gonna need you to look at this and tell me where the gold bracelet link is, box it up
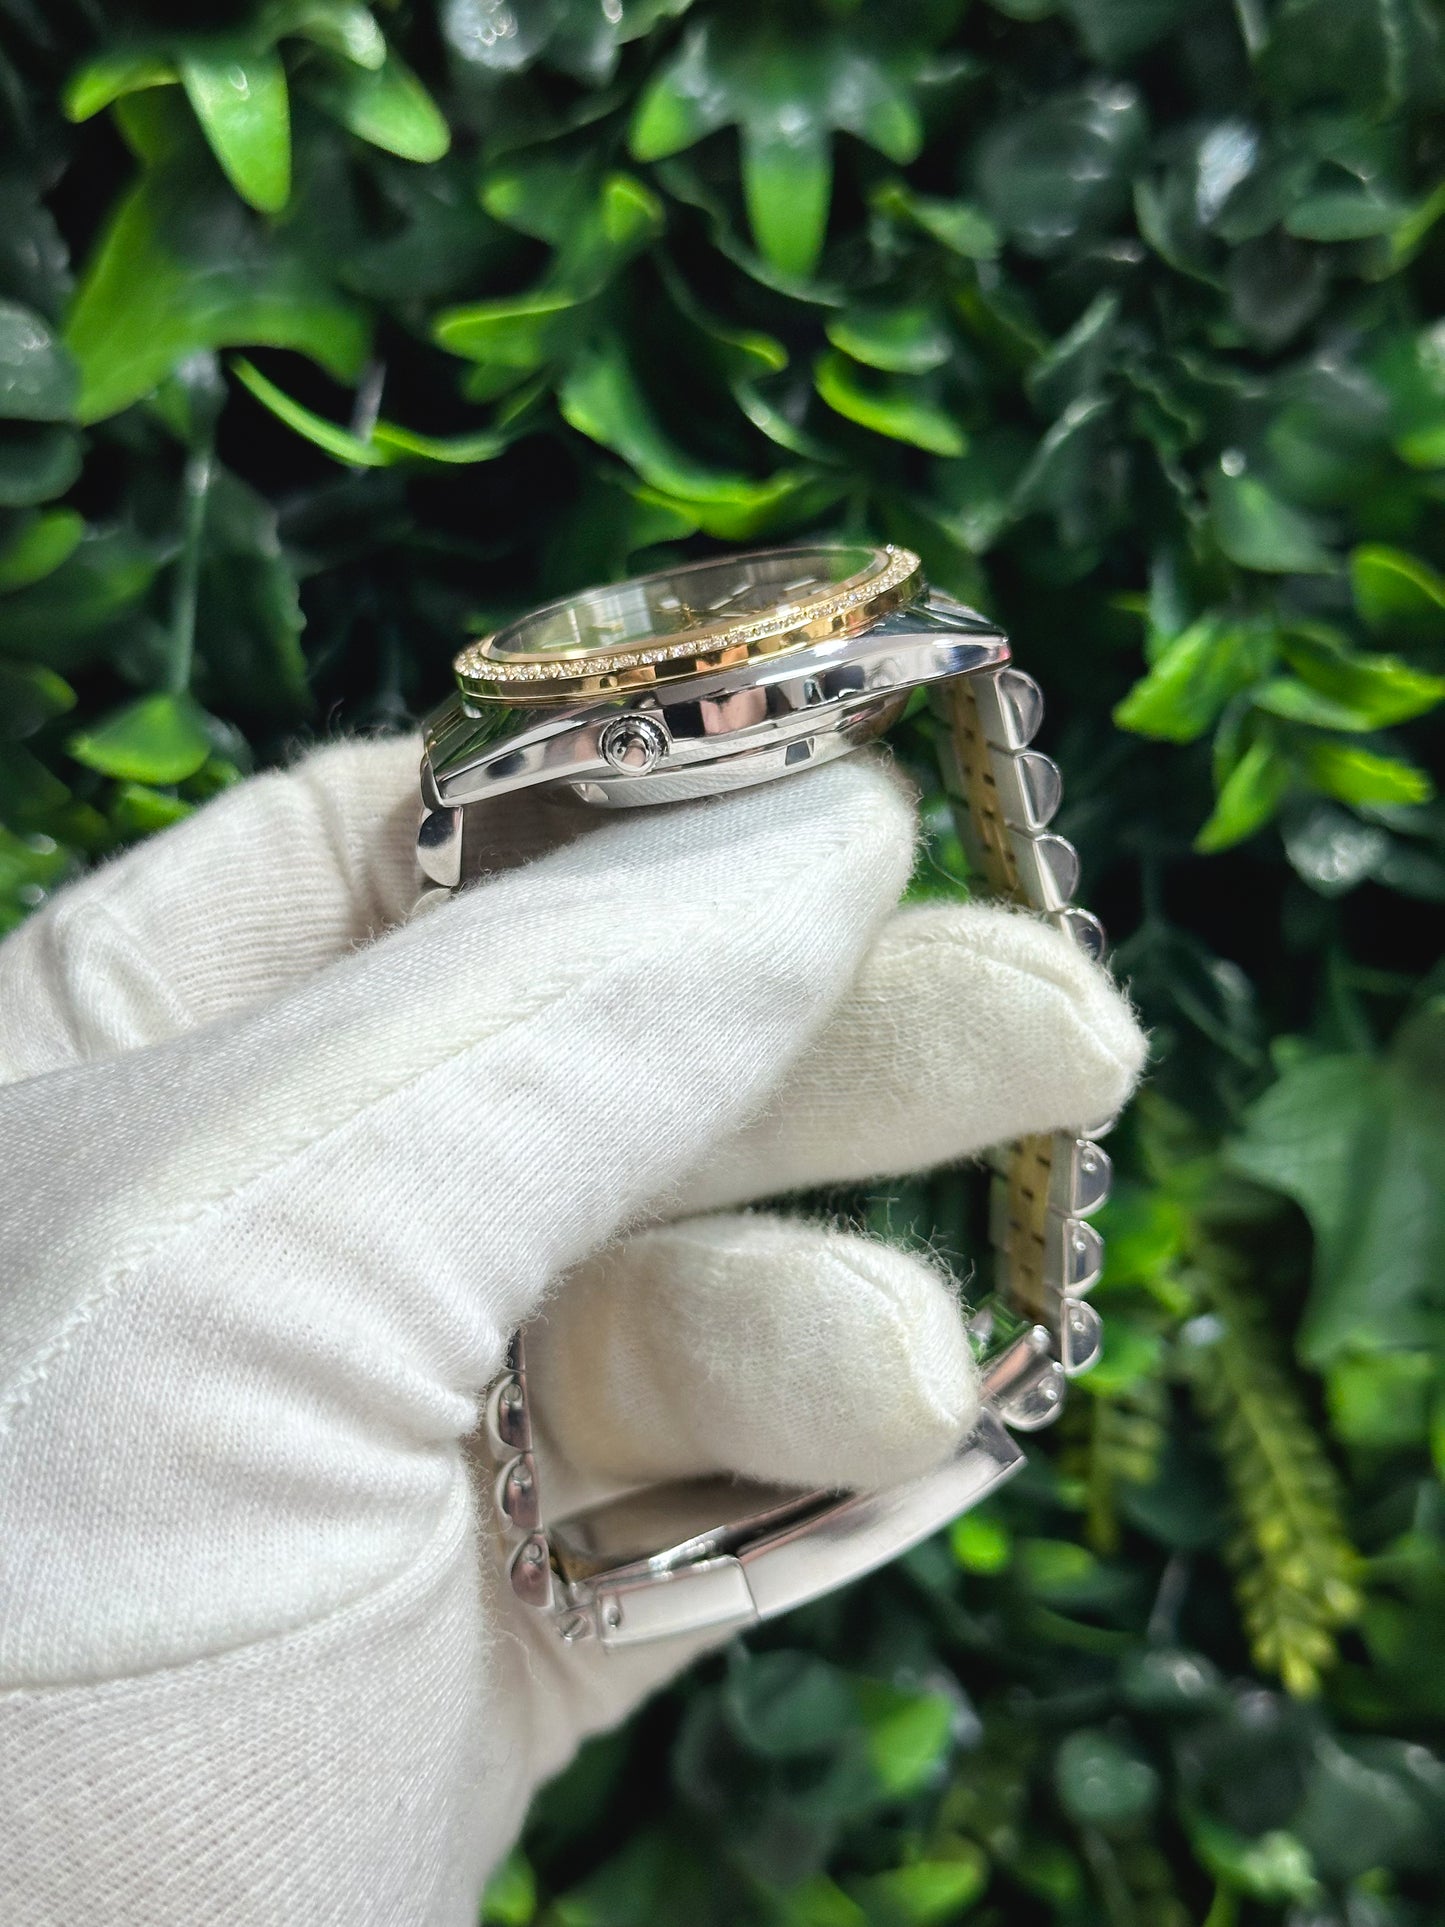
[934,668,1112,1406]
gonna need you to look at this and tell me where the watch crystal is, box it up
[491,544,879,663]
[454,542,922,702]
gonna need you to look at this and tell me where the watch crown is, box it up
[598,714,668,774]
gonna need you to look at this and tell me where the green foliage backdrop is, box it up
[2,0,1443,1920]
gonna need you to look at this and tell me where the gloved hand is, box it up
[0,737,1145,1926]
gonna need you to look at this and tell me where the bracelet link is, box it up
[936,663,1116,1424]
[485,1334,558,1614]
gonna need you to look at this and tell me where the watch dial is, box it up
[489,543,880,662]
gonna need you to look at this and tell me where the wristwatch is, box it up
[417,542,1115,1650]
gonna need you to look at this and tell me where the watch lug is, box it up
[416,802,463,888]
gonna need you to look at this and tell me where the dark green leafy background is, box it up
[1,0,1442,1921]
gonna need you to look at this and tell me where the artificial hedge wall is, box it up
[2,0,1444,1921]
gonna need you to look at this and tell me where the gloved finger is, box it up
[491,1212,980,1786]
[0,736,417,1078]
[525,1212,979,1518]
[4,757,918,1547]
[0,734,602,1079]
[669,899,1147,1217]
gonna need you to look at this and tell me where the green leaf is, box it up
[368,420,508,463]
[481,1847,537,1925]
[975,81,1146,257]
[774,1876,867,1927]
[1396,420,1445,467]
[1054,1730,1160,1829]
[637,469,843,543]
[1285,185,1409,242]
[108,89,195,171]
[303,51,451,163]
[0,740,70,819]
[1010,392,1113,531]
[233,359,508,468]
[62,50,180,122]
[1351,543,1445,638]
[1026,290,1119,416]
[0,822,71,927]
[435,173,661,378]
[1228,1009,1445,1361]
[0,660,76,740]
[1062,0,1196,61]
[1092,1182,1188,1288]
[549,1828,702,1927]
[1186,1813,1320,1905]
[1326,1349,1436,1447]
[0,184,70,323]
[630,23,926,276]
[232,358,388,465]
[1251,676,1378,730]
[0,509,85,590]
[178,45,292,214]
[1387,322,1445,464]
[191,467,310,720]
[290,3,387,69]
[846,1852,988,1927]
[1207,465,1334,574]
[813,351,966,455]
[0,427,83,508]
[1385,177,1445,270]
[481,153,604,245]
[1018,1537,1128,1606]
[1299,738,1433,807]
[559,173,665,291]
[559,335,823,522]
[0,529,164,667]
[109,782,193,836]
[1079,1317,1165,1394]
[1256,0,1438,114]
[1113,618,1273,743]
[871,181,1001,259]
[0,301,79,422]
[65,162,368,423]
[1281,799,1390,895]
[1230,1052,1376,1331]
[68,692,212,784]
[1195,737,1292,851]
[850,1679,953,1798]
[628,28,732,159]
[824,305,951,376]
[742,121,833,280]
[723,1652,857,1759]
[1120,1647,1226,1716]
[1279,623,1445,725]
[1296,1737,1444,1884]
[434,292,579,375]
[949,1508,1011,1573]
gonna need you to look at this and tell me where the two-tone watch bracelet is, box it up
[463,660,1112,1650]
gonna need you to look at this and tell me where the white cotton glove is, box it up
[0,737,1145,1927]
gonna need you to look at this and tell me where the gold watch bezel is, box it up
[453,543,924,705]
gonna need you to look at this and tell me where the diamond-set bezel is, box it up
[453,546,923,702]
